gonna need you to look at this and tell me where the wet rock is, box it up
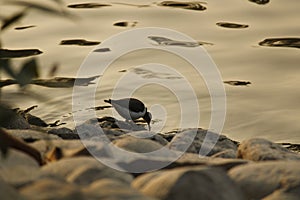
[211,149,237,159]
[124,131,169,146]
[228,161,300,199]
[263,186,300,200]
[169,128,238,156]
[30,139,111,158]
[6,129,61,142]
[0,149,40,187]
[0,177,25,200]
[113,135,164,153]
[2,112,30,129]
[20,178,83,200]
[237,138,300,161]
[48,127,79,139]
[132,166,246,200]
[41,157,133,185]
[83,179,157,200]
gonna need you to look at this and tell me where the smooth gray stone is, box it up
[228,161,300,199]
[132,166,246,200]
[0,149,40,187]
[238,138,300,161]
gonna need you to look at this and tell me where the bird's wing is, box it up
[111,98,145,113]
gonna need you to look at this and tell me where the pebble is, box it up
[132,166,246,200]
[169,128,238,156]
[228,161,300,199]
[238,138,300,161]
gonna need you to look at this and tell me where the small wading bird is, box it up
[104,98,152,130]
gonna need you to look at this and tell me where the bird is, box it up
[104,98,152,130]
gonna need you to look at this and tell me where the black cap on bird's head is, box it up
[143,110,152,131]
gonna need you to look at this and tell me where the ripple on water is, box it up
[157,1,206,11]
[67,3,111,9]
[216,22,249,29]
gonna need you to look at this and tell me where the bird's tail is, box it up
[104,99,111,104]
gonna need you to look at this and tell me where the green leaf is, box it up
[17,58,39,87]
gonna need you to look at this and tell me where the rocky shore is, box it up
[1,109,300,200]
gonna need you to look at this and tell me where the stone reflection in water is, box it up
[60,39,100,46]
[113,21,138,27]
[132,68,182,80]
[259,38,300,49]
[216,22,249,29]
[148,36,200,47]
[248,0,270,5]
[0,48,42,58]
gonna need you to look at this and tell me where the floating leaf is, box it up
[1,9,28,31]
[158,1,206,11]
[60,39,100,46]
[67,3,111,9]
[113,21,137,27]
[17,58,39,87]
[148,36,200,47]
[0,48,43,58]
[259,38,300,49]
[224,81,251,86]
[14,25,36,30]
[216,22,249,29]
[249,0,269,5]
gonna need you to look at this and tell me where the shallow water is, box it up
[1,0,300,143]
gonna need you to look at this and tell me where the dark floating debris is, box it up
[259,38,300,49]
[0,75,100,88]
[249,0,269,5]
[224,81,251,86]
[216,22,249,29]
[119,69,127,73]
[0,48,43,58]
[14,25,36,30]
[60,39,100,46]
[67,3,111,9]
[113,21,138,27]
[93,48,111,53]
[148,36,200,47]
[93,105,112,111]
[158,1,206,11]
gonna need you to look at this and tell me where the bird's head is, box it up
[143,111,152,131]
